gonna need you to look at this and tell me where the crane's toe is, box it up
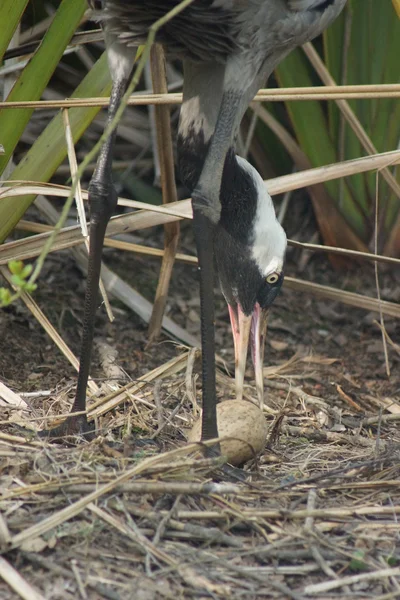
[37,415,96,443]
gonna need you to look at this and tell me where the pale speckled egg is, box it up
[187,399,268,466]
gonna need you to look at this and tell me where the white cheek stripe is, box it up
[236,156,287,276]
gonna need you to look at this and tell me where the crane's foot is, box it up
[37,415,96,443]
[204,444,248,482]
[218,461,248,482]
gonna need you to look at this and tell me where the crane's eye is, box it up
[266,272,280,284]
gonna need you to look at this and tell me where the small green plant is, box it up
[0,260,37,307]
[386,555,399,567]
[348,550,369,572]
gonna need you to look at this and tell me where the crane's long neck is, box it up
[179,137,259,244]
[177,60,225,193]
[177,57,268,224]
[178,72,283,262]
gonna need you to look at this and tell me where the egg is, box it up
[187,399,268,466]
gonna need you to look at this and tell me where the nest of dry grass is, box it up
[1,348,400,600]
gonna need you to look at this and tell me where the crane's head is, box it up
[214,155,287,407]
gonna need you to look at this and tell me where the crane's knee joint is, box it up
[192,188,220,225]
[88,180,118,222]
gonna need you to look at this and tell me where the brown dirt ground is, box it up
[1,220,400,599]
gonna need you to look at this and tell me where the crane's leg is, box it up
[40,42,135,440]
[191,207,218,441]
[190,86,246,445]
[192,62,266,444]
[178,60,233,444]
[192,208,248,481]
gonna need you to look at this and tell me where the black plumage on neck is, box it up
[178,132,258,247]
[312,0,336,12]
[178,129,264,313]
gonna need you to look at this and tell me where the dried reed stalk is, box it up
[7,437,227,551]
[10,221,400,318]
[1,152,400,318]
[2,84,400,110]
[87,351,189,419]
[2,149,399,262]
[147,44,179,341]
[0,556,45,600]
[14,214,400,267]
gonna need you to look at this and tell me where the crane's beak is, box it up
[228,303,268,408]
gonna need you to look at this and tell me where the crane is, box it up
[41,0,347,442]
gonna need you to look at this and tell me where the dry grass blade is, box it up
[62,110,87,238]
[3,29,104,61]
[266,149,400,194]
[2,84,400,110]
[148,44,179,342]
[1,153,399,323]
[88,505,400,521]
[2,148,400,263]
[0,432,45,447]
[15,216,400,267]
[0,182,190,217]
[7,439,225,551]
[87,502,177,567]
[374,320,400,356]
[8,481,240,498]
[0,380,27,408]
[285,276,400,318]
[0,556,45,600]
[303,567,400,595]
[2,146,400,210]
[88,351,189,418]
[287,239,400,266]
[0,513,11,548]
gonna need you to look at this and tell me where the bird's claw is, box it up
[204,444,248,482]
[37,415,96,443]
